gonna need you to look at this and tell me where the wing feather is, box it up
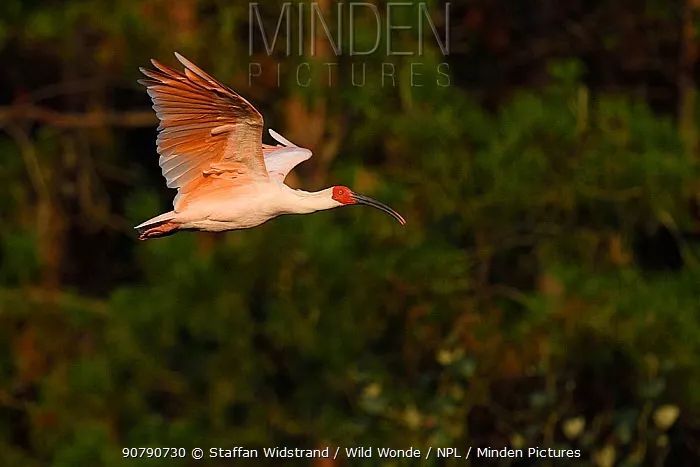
[139,53,267,209]
[262,129,313,182]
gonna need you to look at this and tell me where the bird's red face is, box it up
[331,185,406,225]
[332,186,356,205]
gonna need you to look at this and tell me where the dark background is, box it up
[0,0,699,465]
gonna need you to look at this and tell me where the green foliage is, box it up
[0,1,699,465]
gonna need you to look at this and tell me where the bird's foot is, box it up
[137,222,179,240]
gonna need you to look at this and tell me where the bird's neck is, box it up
[282,186,340,214]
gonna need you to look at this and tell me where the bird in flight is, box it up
[135,53,405,240]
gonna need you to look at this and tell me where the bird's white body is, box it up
[135,53,404,239]
[171,184,340,231]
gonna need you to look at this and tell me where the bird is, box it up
[134,53,405,240]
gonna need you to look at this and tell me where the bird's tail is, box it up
[134,211,179,240]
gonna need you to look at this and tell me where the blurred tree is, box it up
[0,1,699,465]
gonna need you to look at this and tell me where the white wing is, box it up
[263,129,312,182]
[269,128,295,147]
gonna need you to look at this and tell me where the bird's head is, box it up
[331,185,406,225]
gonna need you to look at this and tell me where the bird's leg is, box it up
[137,222,180,240]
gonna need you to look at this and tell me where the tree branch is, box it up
[0,105,156,128]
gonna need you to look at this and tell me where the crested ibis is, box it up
[135,53,405,240]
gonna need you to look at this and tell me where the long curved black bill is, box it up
[352,193,406,225]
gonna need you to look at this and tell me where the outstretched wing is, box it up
[263,129,312,182]
[139,52,268,209]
